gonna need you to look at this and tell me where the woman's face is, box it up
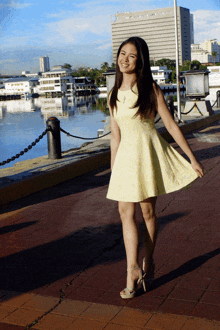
[118,43,138,75]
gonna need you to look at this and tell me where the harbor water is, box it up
[0,94,108,169]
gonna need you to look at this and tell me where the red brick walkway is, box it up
[0,121,220,329]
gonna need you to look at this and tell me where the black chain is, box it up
[0,128,49,166]
[60,127,111,140]
[211,98,218,107]
[155,117,161,123]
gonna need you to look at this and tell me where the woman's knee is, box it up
[140,198,157,223]
[118,202,135,222]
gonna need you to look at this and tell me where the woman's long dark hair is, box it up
[109,36,158,120]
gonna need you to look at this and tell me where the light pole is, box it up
[174,0,182,122]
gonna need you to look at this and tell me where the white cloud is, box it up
[45,14,111,45]
[0,58,18,64]
[98,42,112,50]
[192,10,220,43]
[0,0,32,9]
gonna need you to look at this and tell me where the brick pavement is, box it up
[0,121,220,329]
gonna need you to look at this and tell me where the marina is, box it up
[0,94,108,169]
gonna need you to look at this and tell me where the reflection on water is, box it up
[0,95,109,169]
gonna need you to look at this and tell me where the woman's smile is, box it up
[118,43,138,74]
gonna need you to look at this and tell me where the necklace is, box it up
[120,89,130,104]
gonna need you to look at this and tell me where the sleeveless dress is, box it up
[106,87,198,202]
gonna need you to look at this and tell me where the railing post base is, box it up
[46,117,62,159]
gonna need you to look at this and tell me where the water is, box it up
[0,94,108,169]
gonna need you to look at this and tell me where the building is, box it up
[199,39,220,63]
[190,14,194,44]
[40,55,50,73]
[191,39,220,64]
[151,66,172,84]
[37,66,96,96]
[191,44,213,63]
[111,7,193,65]
[38,66,74,95]
[3,77,39,96]
[205,66,220,105]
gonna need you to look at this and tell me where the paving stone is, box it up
[0,323,25,330]
[51,299,91,317]
[111,307,152,327]
[193,303,220,321]
[32,313,75,329]
[144,312,188,329]
[1,118,220,330]
[68,318,108,330]
[181,317,220,330]
[80,303,122,322]
[3,308,43,327]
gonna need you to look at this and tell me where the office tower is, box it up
[111,7,192,65]
[40,55,50,73]
[190,14,194,44]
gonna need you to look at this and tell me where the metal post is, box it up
[167,96,175,119]
[174,0,182,122]
[46,117,62,159]
[217,90,220,108]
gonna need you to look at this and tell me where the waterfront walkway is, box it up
[0,120,220,329]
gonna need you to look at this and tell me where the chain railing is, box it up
[60,127,111,140]
[0,128,49,167]
[1,93,219,166]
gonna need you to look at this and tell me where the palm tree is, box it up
[212,51,218,65]
[100,62,109,72]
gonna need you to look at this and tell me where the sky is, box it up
[0,0,220,74]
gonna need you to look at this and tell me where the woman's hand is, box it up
[191,159,204,178]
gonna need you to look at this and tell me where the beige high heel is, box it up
[120,266,147,299]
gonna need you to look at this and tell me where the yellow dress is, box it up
[106,88,198,202]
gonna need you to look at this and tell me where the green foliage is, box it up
[63,63,72,69]
[155,59,176,70]
[171,70,176,83]
[92,98,109,114]
[70,62,116,87]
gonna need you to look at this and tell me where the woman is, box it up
[106,37,204,299]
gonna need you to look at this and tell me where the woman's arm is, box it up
[155,87,204,177]
[108,99,121,170]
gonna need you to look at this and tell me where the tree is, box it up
[181,60,191,71]
[63,63,72,70]
[155,59,176,70]
[100,62,110,72]
[212,51,218,65]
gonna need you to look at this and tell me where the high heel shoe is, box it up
[120,266,147,299]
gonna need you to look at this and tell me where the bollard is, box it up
[217,90,220,108]
[46,117,62,159]
[166,96,175,119]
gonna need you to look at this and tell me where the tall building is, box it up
[199,39,220,63]
[40,55,50,73]
[191,44,212,63]
[111,7,193,65]
[190,14,194,44]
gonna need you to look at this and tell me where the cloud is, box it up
[45,13,111,45]
[0,0,32,9]
[98,42,112,50]
[192,10,220,43]
[0,58,18,64]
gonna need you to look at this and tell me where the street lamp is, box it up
[183,64,214,116]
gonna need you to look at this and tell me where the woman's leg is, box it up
[118,201,140,291]
[139,197,158,276]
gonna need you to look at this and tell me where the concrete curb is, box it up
[0,151,110,206]
[1,111,220,206]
